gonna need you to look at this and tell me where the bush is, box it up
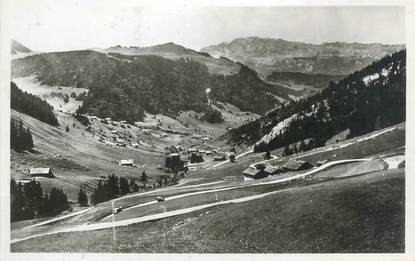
[73,107,90,126]
[201,107,224,123]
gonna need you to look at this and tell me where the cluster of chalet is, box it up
[243,160,313,180]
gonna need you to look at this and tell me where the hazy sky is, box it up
[9,1,405,52]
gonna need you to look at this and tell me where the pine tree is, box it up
[119,177,130,196]
[140,171,148,186]
[78,188,88,207]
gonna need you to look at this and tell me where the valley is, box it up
[8,38,406,253]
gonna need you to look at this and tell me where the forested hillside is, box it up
[11,82,59,126]
[12,50,287,122]
[226,50,406,152]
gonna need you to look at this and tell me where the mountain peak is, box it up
[11,40,31,55]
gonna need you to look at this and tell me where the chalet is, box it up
[190,152,204,163]
[214,154,226,161]
[316,160,328,166]
[119,159,134,166]
[243,167,270,180]
[243,164,281,180]
[283,160,313,171]
[135,122,160,130]
[205,150,213,155]
[187,148,197,153]
[119,120,127,124]
[29,168,54,178]
[104,141,116,146]
[105,118,112,121]
[17,178,34,184]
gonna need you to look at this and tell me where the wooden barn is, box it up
[119,159,134,166]
[214,153,226,161]
[243,164,280,180]
[283,160,313,171]
[29,168,54,178]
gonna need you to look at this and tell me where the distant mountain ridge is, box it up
[11,50,290,121]
[201,37,404,76]
[104,42,240,75]
[11,40,31,54]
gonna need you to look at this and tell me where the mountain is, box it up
[11,50,289,121]
[11,40,37,59]
[11,40,31,54]
[201,37,404,76]
[105,42,240,75]
[225,49,406,152]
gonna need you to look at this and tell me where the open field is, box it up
[11,168,404,252]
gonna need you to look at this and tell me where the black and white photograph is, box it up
[1,0,413,259]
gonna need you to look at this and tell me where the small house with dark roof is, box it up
[283,160,313,171]
[243,164,280,179]
[316,160,328,166]
[214,153,226,161]
[29,168,54,178]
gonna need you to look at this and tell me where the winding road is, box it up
[12,157,378,244]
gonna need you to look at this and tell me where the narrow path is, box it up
[22,207,93,230]
[113,180,226,202]
[11,188,291,244]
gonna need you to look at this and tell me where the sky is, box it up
[8,1,405,52]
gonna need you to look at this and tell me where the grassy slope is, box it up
[10,109,165,200]
[10,100,257,201]
[11,168,404,252]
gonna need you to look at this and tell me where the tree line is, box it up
[90,173,149,205]
[11,82,59,126]
[10,179,69,222]
[90,171,182,205]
